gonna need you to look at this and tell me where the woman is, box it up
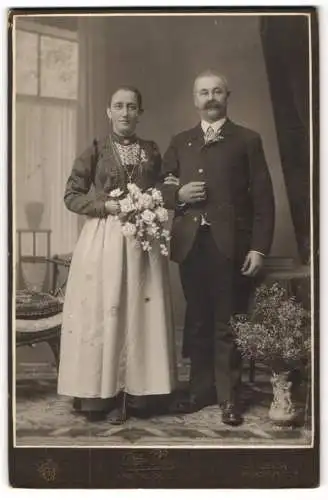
[57,86,177,423]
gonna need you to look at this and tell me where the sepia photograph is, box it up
[8,6,319,487]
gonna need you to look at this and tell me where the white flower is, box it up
[162,229,170,239]
[141,209,156,224]
[135,217,144,228]
[146,225,159,237]
[162,233,171,242]
[127,183,141,196]
[137,193,154,210]
[151,189,163,204]
[121,222,137,238]
[160,244,169,256]
[141,241,152,252]
[109,188,124,198]
[119,195,135,214]
[155,207,168,223]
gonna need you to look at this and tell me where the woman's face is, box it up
[107,89,141,137]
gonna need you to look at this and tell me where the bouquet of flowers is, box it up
[109,183,171,256]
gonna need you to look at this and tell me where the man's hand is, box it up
[178,182,206,204]
[241,251,264,277]
[105,200,120,215]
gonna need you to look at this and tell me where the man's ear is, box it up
[106,108,111,120]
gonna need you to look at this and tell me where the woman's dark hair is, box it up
[108,86,143,112]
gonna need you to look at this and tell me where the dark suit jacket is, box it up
[161,119,275,264]
[64,136,161,217]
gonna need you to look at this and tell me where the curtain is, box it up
[15,99,78,256]
[260,16,311,264]
[43,103,78,255]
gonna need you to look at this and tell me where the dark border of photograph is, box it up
[7,6,319,488]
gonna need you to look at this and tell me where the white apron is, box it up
[57,216,177,399]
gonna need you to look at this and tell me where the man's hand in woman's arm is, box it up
[105,200,120,215]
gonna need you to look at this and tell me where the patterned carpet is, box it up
[15,365,312,447]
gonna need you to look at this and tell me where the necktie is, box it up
[204,125,216,144]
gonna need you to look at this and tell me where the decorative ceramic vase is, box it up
[25,201,44,229]
[269,371,296,425]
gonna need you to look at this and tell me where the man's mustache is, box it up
[203,100,221,110]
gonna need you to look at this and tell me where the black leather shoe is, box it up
[72,398,82,411]
[220,401,243,426]
[107,406,128,425]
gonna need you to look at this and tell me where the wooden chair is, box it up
[15,255,71,371]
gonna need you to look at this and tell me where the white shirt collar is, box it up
[201,117,227,135]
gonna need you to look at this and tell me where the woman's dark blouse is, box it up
[64,136,162,218]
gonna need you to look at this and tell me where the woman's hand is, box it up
[105,200,120,215]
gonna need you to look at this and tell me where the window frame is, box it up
[14,18,78,107]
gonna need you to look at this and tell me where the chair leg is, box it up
[47,336,60,372]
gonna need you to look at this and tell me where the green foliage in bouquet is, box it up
[231,283,311,368]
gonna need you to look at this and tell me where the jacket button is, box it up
[193,217,198,222]
[198,168,203,174]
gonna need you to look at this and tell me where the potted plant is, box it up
[231,282,311,425]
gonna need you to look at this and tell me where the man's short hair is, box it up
[193,70,230,94]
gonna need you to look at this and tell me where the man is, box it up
[161,70,275,426]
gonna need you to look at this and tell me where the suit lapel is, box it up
[219,118,237,139]
[187,123,205,150]
[187,119,239,179]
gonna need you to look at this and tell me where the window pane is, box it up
[40,36,78,99]
[15,30,38,95]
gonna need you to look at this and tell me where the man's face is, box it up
[107,89,141,136]
[193,75,229,122]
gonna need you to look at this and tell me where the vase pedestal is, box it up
[269,371,297,426]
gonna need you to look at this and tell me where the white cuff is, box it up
[250,250,265,257]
